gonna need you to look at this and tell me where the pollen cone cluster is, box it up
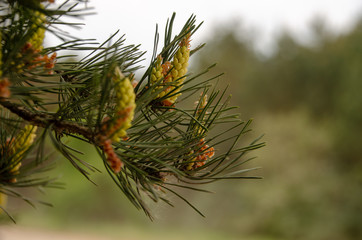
[0,125,37,187]
[185,94,215,170]
[186,138,215,171]
[99,67,136,173]
[102,139,123,174]
[150,33,191,106]
[195,93,208,134]
[10,125,38,175]
[13,6,57,73]
[108,67,136,142]
[28,11,46,52]
[150,55,164,98]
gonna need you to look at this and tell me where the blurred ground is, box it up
[0,224,265,240]
[0,226,115,240]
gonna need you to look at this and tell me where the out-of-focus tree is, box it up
[194,16,362,240]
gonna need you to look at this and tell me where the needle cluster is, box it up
[0,0,264,220]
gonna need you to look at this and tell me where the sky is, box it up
[52,0,362,61]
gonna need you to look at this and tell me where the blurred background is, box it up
[1,1,362,239]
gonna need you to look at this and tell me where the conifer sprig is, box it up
[0,1,264,220]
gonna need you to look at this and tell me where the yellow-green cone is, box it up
[109,67,136,142]
[150,55,165,98]
[29,8,46,51]
[161,34,191,106]
[11,125,37,173]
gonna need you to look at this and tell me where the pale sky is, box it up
[51,0,362,60]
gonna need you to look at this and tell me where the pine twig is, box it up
[0,99,95,141]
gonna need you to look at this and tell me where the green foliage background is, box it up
[194,17,362,240]
[3,14,362,240]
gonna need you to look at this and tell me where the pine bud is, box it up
[29,11,46,51]
[102,139,123,173]
[2,125,38,183]
[161,33,191,106]
[194,93,208,134]
[12,6,56,73]
[149,56,175,102]
[186,138,215,170]
[28,27,45,52]
[11,125,37,165]
[107,67,136,142]
[195,93,208,115]
[150,55,164,97]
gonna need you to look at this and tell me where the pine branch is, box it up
[0,100,94,141]
[0,1,264,220]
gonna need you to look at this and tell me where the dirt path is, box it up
[0,226,117,240]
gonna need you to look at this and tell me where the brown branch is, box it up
[0,99,95,142]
